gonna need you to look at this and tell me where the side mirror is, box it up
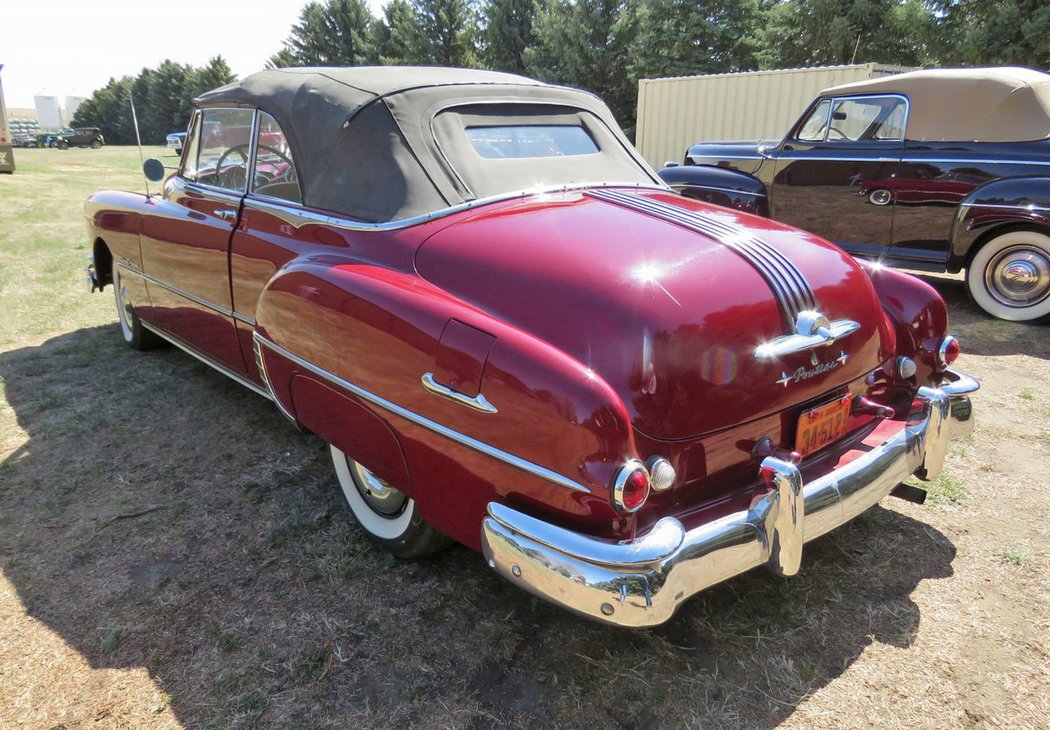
[143,157,166,182]
[663,160,680,168]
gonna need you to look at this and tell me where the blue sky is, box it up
[3,0,388,109]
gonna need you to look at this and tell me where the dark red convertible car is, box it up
[85,67,977,627]
[661,67,1050,323]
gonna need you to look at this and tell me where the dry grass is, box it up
[1,148,1048,728]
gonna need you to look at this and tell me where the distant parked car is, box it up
[12,133,36,148]
[166,130,186,156]
[660,67,1050,323]
[55,127,104,149]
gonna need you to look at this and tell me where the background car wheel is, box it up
[90,140,102,149]
[966,230,1050,323]
[112,266,162,349]
[56,141,68,150]
[330,445,450,559]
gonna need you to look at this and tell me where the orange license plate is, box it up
[795,395,853,456]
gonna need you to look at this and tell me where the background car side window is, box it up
[196,108,255,193]
[251,112,301,203]
[828,96,907,142]
[796,100,832,142]
[180,112,201,181]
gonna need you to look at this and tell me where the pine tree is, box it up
[482,0,544,73]
[525,0,640,131]
[412,0,479,66]
[374,0,426,64]
[273,0,376,67]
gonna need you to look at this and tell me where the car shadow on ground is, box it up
[0,324,957,727]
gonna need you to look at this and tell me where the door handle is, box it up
[215,209,237,221]
[421,373,498,414]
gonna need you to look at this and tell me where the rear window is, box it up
[465,125,599,159]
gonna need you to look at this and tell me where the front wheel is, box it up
[113,265,162,349]
[330,445,450,559]
[966,230,1050,323]
[90,140,102,149]
[56,141,68,150]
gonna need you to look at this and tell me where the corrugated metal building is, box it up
[635,63,912,168]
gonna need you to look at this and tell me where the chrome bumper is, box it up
[482,369,978,627]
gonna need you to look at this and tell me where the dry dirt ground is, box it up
[1,149,1048,728]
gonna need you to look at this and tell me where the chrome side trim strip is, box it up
[253,333,591,494]
[140,321,270,400]
[252,337,299,426]
[958,201,1050,212]
[588,188,818,323]
[244,181,671,233]
[421,372,498,414]
[669,183,768,198]
[118,263,254,324]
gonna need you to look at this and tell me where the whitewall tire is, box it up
[330,445,450,558]
[112,265,161,350]
[966,230,1050,323]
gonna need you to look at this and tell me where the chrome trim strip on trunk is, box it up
[481,368,978,627]
[587,188,818,324]
[252,333,591,494]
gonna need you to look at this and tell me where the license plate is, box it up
[795,395,852,457]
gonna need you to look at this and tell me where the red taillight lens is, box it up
[612,461,650,514]
[938,335,960,368]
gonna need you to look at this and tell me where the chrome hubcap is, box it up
[986,245,1050,307]
[349,461,407,517]
[114,270,134,338]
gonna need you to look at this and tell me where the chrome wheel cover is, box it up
[113,269,134,340]
[349,460,408,517]
[985,245,1050,308]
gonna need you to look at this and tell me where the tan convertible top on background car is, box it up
[820,67,1050,143]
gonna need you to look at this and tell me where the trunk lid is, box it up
[415,189,889,440]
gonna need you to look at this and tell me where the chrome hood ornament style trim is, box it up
[754,310,861,360]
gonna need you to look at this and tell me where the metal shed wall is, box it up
[636,64,912,168]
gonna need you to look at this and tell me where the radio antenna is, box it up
[129,91,150,197]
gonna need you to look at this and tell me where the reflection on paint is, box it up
[699,346,738,385]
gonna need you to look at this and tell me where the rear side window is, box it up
[250,112,301,203]
[465,125,599,159]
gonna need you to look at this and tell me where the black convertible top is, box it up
[194,67,658,222]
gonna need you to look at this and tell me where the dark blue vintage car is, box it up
[660,67,1050,323]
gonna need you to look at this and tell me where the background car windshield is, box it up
[465,125,599,159]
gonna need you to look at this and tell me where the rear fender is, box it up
[657,164,769,216]
[950,176,1050,269]
[254,256,636,548]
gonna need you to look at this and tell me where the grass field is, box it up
[0,147,1047,728]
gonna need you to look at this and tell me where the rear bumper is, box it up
[481,369,978,627]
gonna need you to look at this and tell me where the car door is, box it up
[769,94,908,256]
[139,107,254,373]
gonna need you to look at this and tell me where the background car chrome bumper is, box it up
[481,368,978,627]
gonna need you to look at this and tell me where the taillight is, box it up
[612,460,650,514]
[938,335,960,369]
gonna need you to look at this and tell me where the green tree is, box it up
[273,0,377,66]
[525,0,640,132]
[631,0,762,80]
[373,0,426,64]
[267,47,300,69]
[185,56,236,100]
[758,0,936,69]
[412,0,479,66]
[482,0,545,73]
[931,0,1050,67]
[71,76,136,144]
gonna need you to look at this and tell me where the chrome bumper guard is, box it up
[482,369,978,627]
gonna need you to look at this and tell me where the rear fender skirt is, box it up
[252,257,636,527]
[950,177,1050,267]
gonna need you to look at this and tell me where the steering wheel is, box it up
[214,143,295,190]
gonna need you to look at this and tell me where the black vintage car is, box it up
[55,127,104,149]
[660,67,1050,323]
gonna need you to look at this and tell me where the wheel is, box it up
[112,266,162,349]
[90,140,102,149]
[966,230,1050,323]
[56,140,68,150]
[868,188,892,206]
[330,445,450,558]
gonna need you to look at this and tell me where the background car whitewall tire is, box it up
[967,229,1050,323]
[329,445,450,559]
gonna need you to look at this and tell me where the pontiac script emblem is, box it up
[776,350,848,387]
